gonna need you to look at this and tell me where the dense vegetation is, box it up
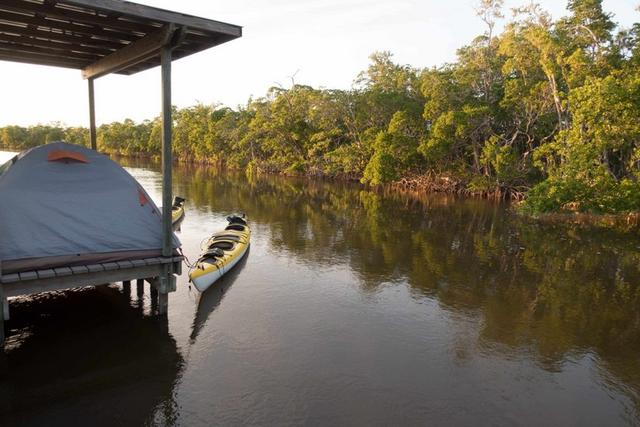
[1,0,639,214]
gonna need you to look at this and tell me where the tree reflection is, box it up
[127,159,640,412]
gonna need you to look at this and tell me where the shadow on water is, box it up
[189,247,251,345]
[0,286,182,427]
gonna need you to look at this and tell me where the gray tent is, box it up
[0,142,180,274]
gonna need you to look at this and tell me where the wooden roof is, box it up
[0,0,242,77]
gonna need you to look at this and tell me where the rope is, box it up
[178,247,197,269]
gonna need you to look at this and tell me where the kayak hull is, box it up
[189,216,250,292]
[191,243,249,292]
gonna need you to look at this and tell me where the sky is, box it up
[0,0,637,127]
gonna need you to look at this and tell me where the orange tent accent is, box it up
[47,150,89,163]
[138,188,148,206]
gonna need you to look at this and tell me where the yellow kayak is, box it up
[189,214,250,292]
[172,196,186,230]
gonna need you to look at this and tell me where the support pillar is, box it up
[149,281,158,313]
[88,78,97,150]
[159,44,173,316]
[136,279,144,296]
[0,262,4,345]
[122,280,131,295]
[0,291,4,345]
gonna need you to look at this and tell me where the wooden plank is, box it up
[63,0,242,36]
[130,259,147,267]
[36,269,56,279]
[0,10,139,43]
[117,260,134,269]
[0,0,157,34]
[101,262,119,271]
[53,267,73,277]
[70,265,89,274]
[144,257,163,266]
[86,263,105,273]
[0,22,127,50]
[82,25,173,79]
[18,271,38,281]
[0,273,20,284]
[3,264,170,298]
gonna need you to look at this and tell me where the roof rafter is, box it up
[82,23,172,79]
[0,0,241,76]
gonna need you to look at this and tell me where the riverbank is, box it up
[3,148,639,232]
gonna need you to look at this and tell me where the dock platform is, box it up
[0,256,183,343]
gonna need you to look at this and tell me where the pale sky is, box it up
[0,0,637,127]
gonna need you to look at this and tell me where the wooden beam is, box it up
[1,261,181,298]
[82,25,174,79]
[0,39,98,61]
[62,0,242,37]
[0,49,86,69]
[160,43,172,258]
[88,78,97,150]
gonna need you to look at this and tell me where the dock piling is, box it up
[123,280,131,295]
[0,262,4,345]
[0,294,4,345]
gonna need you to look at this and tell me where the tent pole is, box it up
[88,78,97,150]
[159,44,172,315]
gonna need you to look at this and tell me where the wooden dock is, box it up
[0,256,183,343]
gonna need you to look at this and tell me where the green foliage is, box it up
[1,0,638,214]
[523,67,640,213]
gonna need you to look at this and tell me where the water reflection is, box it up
[190,248,250,344]
[0,287,182,426]
[166,163,640,418]
[3,151,639,425]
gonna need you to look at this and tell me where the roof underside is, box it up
[0,0,242,76]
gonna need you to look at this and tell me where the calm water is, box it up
[2,151,640,426]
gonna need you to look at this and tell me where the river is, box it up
[1,150,640,426]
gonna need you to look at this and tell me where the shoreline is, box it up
[3,147,639,231]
